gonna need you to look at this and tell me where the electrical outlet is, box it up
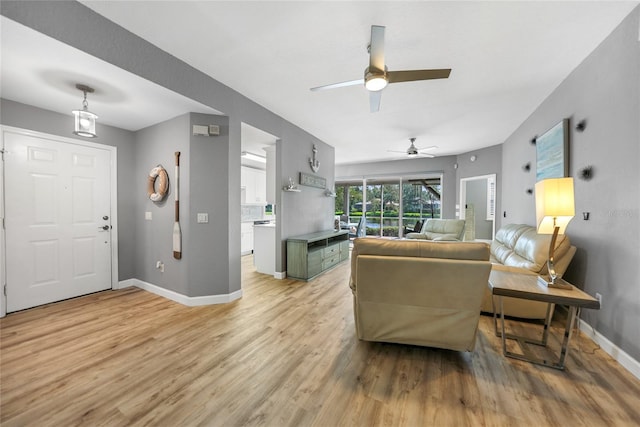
[595,292,602,307]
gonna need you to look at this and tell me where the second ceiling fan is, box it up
[311,25,451,112]
[388,138,437,158]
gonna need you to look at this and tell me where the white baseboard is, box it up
[579,318,640,380]
[116,278,137,290]
[118,278,242,307]
[274,271,287,279]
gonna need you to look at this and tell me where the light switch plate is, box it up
[197,213,209,223]
[145,211,152,220]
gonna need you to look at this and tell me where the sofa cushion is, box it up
[490,223,571,275]
[350,238,489,291]
[353,237,489,261]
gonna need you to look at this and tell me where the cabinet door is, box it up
[241,167,254,203]
[241,167,266,204]
[241,223,254,253]
[254,169,266,203]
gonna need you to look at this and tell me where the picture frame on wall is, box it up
[536,119,569,181]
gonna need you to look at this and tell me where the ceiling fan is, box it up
[310,25,451,112]
[388,138,437,158]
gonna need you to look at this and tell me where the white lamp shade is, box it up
[535,177,575,234]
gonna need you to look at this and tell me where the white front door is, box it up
[4,130,113,312]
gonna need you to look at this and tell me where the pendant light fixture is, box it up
[72,84,98,138]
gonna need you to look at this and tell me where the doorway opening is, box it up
[459,174,496,241]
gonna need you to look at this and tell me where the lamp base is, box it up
[537,276,573,290]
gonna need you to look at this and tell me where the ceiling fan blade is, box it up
[418,153,436,158]
[369,25,385,71]
[386,149,407,153]
[310,78,364,91]
[387,69,451,84]
[417,145,438,151]
[369,90,382,112]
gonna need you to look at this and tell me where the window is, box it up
[336,175,441,237]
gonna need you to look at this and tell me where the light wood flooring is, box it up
[1,255,639,426]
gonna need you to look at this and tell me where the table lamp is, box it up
[535,177,575,289]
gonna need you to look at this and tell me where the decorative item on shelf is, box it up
[522,162,531,172]
[535,177,575,289]
[526,188,533,195]
[324,187,337,197]
[309,144,320,172]
[575,119,587,132]
[283,176,301,192]
[72,84,98,138]
[578,165,594,181]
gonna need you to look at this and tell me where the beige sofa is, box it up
[405,218,466,241]
[350,238,491,352]
[481,224,577,319]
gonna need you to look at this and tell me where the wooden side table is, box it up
[488,270,600,370]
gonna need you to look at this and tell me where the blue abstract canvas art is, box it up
[536,119,569,181]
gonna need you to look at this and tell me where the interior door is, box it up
[4,131,113,312]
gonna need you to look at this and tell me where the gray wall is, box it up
[276,130,335,272]
[188,113,234,295]
[0,99,137,280]
[500,8,640,361]
[134,114,191,295]
[335,156,458,219]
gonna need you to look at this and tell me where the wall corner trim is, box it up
[119,279,242,306]
[579,318,640,380]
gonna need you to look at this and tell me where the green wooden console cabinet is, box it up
[287,230,349,280]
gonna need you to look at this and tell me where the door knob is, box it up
[99,225,110,231]
[103,215,109,220]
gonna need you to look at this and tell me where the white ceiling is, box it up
[3,2,638,165]
[0,17,221,132]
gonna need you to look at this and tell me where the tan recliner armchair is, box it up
[350,238,491,352]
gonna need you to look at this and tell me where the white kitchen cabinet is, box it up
[254,169,266,203]
[241,166,266,204]
[253,223,275,275]
[241,222,254,255]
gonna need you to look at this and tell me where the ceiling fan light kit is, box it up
[364,67,388,91]
[311,25,451,113]
[72,84,98,138]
